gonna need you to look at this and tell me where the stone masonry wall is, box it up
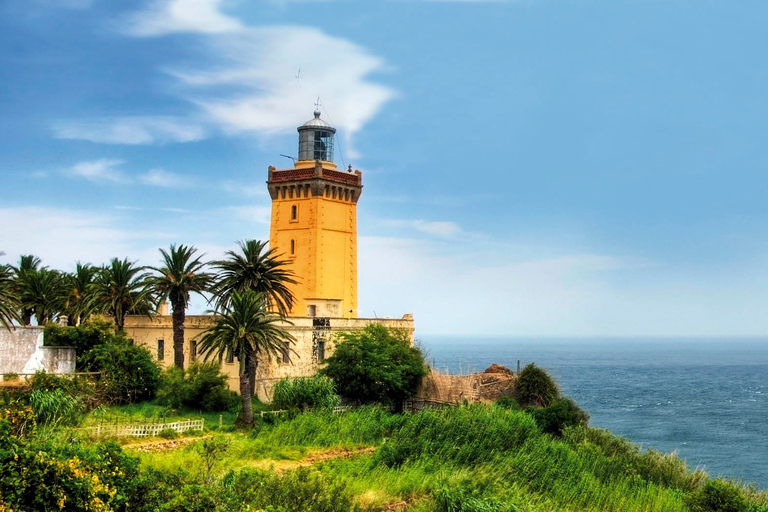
[0,326,76,375]
[123,313,415,401]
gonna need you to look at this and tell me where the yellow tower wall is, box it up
[268,162,360,318]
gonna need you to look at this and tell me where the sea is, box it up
[418,336,768,489]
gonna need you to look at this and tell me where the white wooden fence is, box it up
[80,419,204,438]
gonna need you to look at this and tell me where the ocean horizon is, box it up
[418,335,768,489]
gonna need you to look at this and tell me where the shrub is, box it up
[196,435,230,484]
[688,479,749,512]
[29,389,84,427]
[0,406,36,437]
[157,363,235,412]
[319,324,427,406]
[218,467,361,512]
[528,397,589,436]
[496,396,520,410]
[0,422,142,512]
[2,373,18,382]
[271,376,340,411]
[81,339,161,403]
[515,364,559,407]
[158,427,178,439]
[44,318,117,369]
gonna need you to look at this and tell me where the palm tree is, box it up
[91,258,153,332]
[12,254,43,325]
[0,263,20,330]
[62,262,99,326]
[146,244,213,369]
[19,268,67,325]
[197,291,294,426]
[211,240,297,398]
[210,240,297,315]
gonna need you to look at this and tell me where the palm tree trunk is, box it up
[240,345,255,426]
[21,309,32,326]
[172,297,185,369]
[246,351,257,399]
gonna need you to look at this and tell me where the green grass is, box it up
[82,397,254,431]
[94,402,768,512]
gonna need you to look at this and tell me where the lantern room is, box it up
[297,110,335,162]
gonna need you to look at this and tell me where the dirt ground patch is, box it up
[124,436,210,452]
[251,446,377,473]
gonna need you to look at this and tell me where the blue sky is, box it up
[2,0,768,336]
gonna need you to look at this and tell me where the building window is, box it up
[290,239,295,255]
[307,304,316,317]
[281,342,291,364]
[226,351,234,364]
[157,340,164,361]
[190,340,197,362]
[317,341,325,362]
[291,204,298,221]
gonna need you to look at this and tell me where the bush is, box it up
[515,364,559,407]
[158,428,178,439]
[0,422,142,512]
[0,405,36,437]
[271,376,340,411]
[44,318,117,369]
[2,373,18,382]
[496,396,520,410]
[528,397,589,436]
[319,324,427,406]
[218,467,361,512]
[688,479,749,512]
[81,339,161,403]
[157,362,235,412]
[29,389,84,427]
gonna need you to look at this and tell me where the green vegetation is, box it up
[198,290,294,426]
[3,402,767,512]
[146,244,214,369]
[515,363,560,407]
[320,324,428,406]
[271,375,340,411]
[157,362,236,412]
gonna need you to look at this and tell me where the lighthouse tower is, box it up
[267,110,362,318]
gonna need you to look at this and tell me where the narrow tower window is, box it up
[291,204,297,220]
[290,239,295,255]
[281,342,291,364]
[190,340,197,362]
[157,340,164,361]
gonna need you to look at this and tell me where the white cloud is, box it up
[173,26,396,156]
[53,116,207,145]
[0,207,167,270]
[139,168,190,188]
[124,0,243,36]
[119,1,395,156]
[382,219,463,238]
[65,159,128,183]
[220,205,272,225]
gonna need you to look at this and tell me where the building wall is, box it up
[269,161,359,319]
[0,326,76,375]
[123,313,414,401]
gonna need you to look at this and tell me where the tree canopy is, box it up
[319,324,427,406]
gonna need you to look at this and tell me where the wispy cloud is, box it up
[382,219,463,238]
[65,159,128,183]
[139,168,190,188]
[64,159,192,188]
[123,0,243,36]
[52,116,207,145]
[118,2,395,156]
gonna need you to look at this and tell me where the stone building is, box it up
[124,110,414,400]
